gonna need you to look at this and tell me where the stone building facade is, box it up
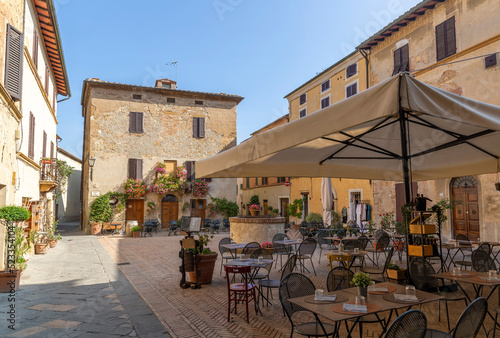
[81,79,242,233]
[355,0,500,241]
[284,52,374,224]
[237,115,290,218]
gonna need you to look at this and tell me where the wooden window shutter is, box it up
[5,24,24,101]
[137,112,144,133]
[185,161,195,181]
[129,112,136,132]
[401,44,409,72]
[352,83,357,95]
[128,159,136,178]
[53,87,57,110]
[33,29,38,70]
[28,113,35,159]
[136,159,143,179]
[50,141,54,159]
[445,17,456,58]
[392,48,402,75]
[193,117,199,137]
[435,21,446,61]
[198,117,205,138]
[42,131,47,158]
[45,64,49,95]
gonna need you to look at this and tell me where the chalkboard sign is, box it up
[189,217,202,232]
[180,216,191,232]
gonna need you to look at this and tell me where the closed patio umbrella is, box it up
[321,178,333,227]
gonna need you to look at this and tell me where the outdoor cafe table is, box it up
[220,243,248,259]
[288,282,443,338]
[274,239,302,255]
[326,250,367,270]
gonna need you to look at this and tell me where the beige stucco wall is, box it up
[81,83,240,232]
[56,150,81,222]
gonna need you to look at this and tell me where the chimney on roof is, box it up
[155,78,176,89]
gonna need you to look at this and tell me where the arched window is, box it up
[161,194,178,203]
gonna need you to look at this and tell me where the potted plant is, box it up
[41,157,53,164]
[47,221,62,248]
[248,204,261,217]
[261,241,274,254]
[89,193,113,235]
[0,206,31,292]
[386,262,406,280]
[352,271,372,297]
[35,233,49,254]
[130,225,142,238]
[188,234,218,284]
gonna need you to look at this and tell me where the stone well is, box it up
[229,216,286,244]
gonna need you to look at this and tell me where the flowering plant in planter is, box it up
[150,166,189,194]
[124,178,148,198]
[146,201,156,213]
[155,162,168,174]
[248,204,261,211]
[188,179,209,197]
[261,241,274,249]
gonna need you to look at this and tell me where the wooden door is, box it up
[126,199,144,226]
[190,199,206,219]
[452,186,480,240]
[161,201,178,228]
[263,200,269,215]
[280,198,289,219]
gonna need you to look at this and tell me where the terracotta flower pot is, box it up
[132,232,141,238]
[48,239,58,248]
[250,210,260,217]
[35,243,49,254]
[188,253,218,284]
[0,270,21,293]
[90,222,102,235]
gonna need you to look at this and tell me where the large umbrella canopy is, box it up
[321,178,333,226]
[198,74,500,197]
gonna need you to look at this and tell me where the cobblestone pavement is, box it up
[98,230,494,337]
[0,223,167,338]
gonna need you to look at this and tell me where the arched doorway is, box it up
[451,176,480,240]
[161,194,178,228]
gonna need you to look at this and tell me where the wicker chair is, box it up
[279,273,337,337]
[409,257,467,331]
[273,233,290,269]
[326,266,354,292]
[425,297,487,337]
[384,309,427,338]
[471,248,496,272]
[296,238,317,275]
[317,231,335,263]
[218,237,234,274]
[454,234,472,270]
[258,254,297,306]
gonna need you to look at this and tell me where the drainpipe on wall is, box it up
[359,49,370,89]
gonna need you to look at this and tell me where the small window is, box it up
[195,100,203,105]
[346,83,357,98]
[299,93,306,105]
[321,80,330,92]
[132,94,142,100]
[185,161,195,181]
[346,64,357,78]
[262,177,268,185]
[485,54,497,68]
[5,24,24,101]
[167,97,175,103]
[50,141,54,159]
[162,83,171,88]
[255,178,258,186]
[436,16,456,61]
[246,177,250,188]
[278,177,286,183]
[128,159,143,179]
[299,109,306,118]
[392,44,409,75]
[129,112,144,133]
[193,117,205,138]
[321,97,330,109]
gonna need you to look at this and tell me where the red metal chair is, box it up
[224,265,258,323]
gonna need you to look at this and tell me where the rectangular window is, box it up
[128,159,143,179]
[485,54,497,68]
[45,64,49,96]
[185,161,195,181]
[132,94,142,100]
[129,112,144,133]
[346,64,357,78]
[321,97,330,109]
[28,113,35,159]
[346,83,357,98]
[32,29,38,70]
[299,109,306,118]
[278,177,286,183]
[392,44,409,75]
[262,177,268,185]
[321,80,330,92]
[167,97,175,103]
[255,178,258,186]
[299,93,306,105]
[42,131,47,158]
[301,193,309,217]
[195,100,203,105]
[436,16,456,62]
[246,177,250,188]
[5,24,24,100]
[50,141,54,159]
[193,117,205,138]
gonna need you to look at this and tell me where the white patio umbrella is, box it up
[321,178,333,227]
[197,73,500,204]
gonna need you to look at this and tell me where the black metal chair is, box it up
[202,218,211,232]
[326,266,354,292]
[477,242,492,255]
[317,231,335,263]
[384,309,427,338]
[242,242,261,256]
[471,248,496,272]
[409,257,467,331]
[454,234,472,270]
[150,219,160,233]
[211,219,220,234]
[273,233,290,269]
[218,237,234,274]
[425,297,487,337]
[222,218,230,231]
[296,238,317,276]
[361,247,395,282]
[258,254,297,306]
[367,233,390,267]
[279,273,337,337]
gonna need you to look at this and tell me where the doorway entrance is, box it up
[279,198,289,219]
[126,199,144,226]
[190,199,206,219]
[161,194,178,228]
[451,176,480,241]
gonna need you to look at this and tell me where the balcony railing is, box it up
[40,161,59,182]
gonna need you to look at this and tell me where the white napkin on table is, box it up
[316,295,336,301]
[480,277,500,282]
[343,303,367,313]
[368,286,388,292]
[394,294,419,302]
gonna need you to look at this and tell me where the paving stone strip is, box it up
[0,223,168,337]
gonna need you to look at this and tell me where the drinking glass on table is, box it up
[489,270,497,279]
[452,266,460,275]
[315,289,324,301]
[355,296,365,306]
[406,285,416,297]
[258,256,263,264]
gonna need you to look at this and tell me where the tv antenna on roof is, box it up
[166,61,178,84]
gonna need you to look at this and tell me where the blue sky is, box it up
[55,0,422,158]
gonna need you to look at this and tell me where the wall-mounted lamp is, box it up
[88,157,95,181]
